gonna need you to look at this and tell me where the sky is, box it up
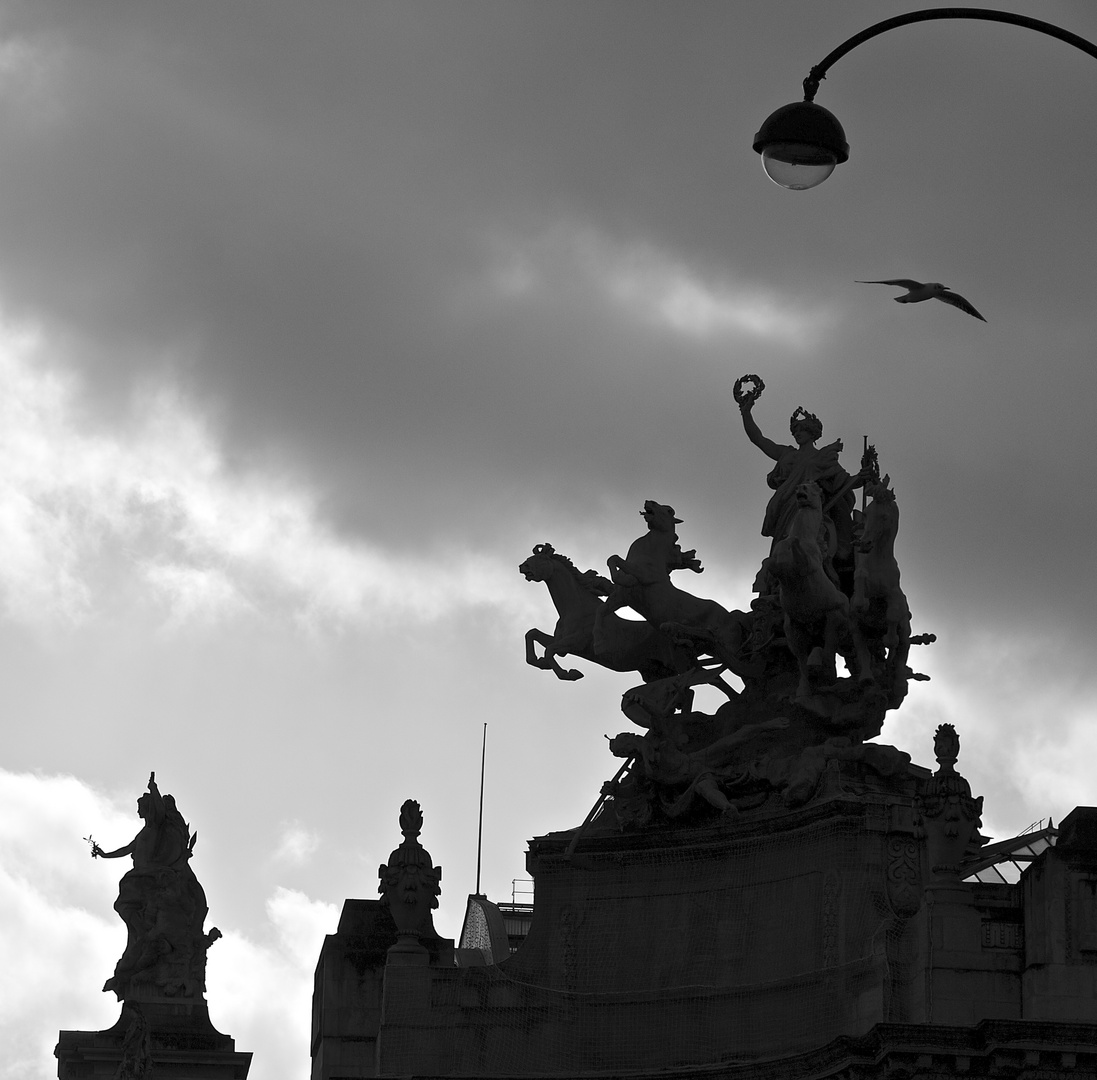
[2,2,1097,1077]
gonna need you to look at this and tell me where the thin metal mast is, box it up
[475,723,487,896]
[862,435,868,513]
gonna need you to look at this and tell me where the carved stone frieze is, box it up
[885,834,922,917]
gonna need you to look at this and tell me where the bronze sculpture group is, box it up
[523,376,934,825]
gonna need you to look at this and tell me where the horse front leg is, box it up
[525,628,584,681]
[834,608,874,686]
[883,594,910,656]
[783,618,816,701]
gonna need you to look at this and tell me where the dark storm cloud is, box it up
[0,3,822,541]
[0,0,1094,633]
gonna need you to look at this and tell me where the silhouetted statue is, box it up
[851,475,918,707]
[520,374,938,825]
[113,1003,152,1080]
[92,773,219,1001]
[520,543,695,682]
[610,715,790,819]
[735,375,867,588]
[765,480,871,700]
[603,501,758,679]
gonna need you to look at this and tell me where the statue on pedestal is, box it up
[522,374,937,825]
[61,775,250,1076]
[91,772,220,1001]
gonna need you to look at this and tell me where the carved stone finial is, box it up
[916,726,984,880]
[933,723,960,775]
[399,798,424,840]
[378,799,442,962]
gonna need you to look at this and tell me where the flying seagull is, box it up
[856,279,986,322]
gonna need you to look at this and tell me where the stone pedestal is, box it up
[56,999,251,1079]
[352,776,935,1076]
[62,774,250,1078]
[492,786,922,1068]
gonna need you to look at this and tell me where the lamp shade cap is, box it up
[752,100,850,163]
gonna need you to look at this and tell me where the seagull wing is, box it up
[855,279,924,289]
[937,290,986,322]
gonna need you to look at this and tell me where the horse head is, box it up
[858,476,899,552]
[520,543,557,582]
[866,473,895,504]
[794,481,823,512]
[641,500,682,533]
[783,481,825,547]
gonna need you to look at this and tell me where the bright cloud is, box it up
[266,887,339,969]
[479,224,837,346]
[272,822,322,866]
[0,320,517,635]
[603,246,834,345]
[880,622,1097,840]
[207,888,338,1078]
[0,770,133,1080]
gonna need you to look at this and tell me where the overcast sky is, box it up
[4,3,1097,1077]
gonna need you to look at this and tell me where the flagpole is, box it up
[475,723,487,896]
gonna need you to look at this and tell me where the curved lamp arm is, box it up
[803,8,1097,101]
[755,7,1097,188]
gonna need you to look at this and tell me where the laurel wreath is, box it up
[733,374,765,405]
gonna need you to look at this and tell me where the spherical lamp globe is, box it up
[753,101,849,190]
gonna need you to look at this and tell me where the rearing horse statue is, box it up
[766,482,871,700]
[520,544,695,682]
[852,476,914,708]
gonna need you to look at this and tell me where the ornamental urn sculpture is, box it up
[378,799,442,961]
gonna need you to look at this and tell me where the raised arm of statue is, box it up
[736,383,785,462]
[144,772,165,825]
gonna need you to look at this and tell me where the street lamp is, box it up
[752,101,848,191]
[753,8,1097,190]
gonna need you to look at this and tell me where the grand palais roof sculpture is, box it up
[310,375,1097,1080]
